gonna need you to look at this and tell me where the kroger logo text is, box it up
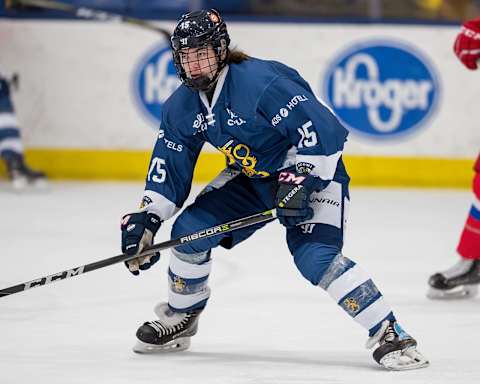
[323,41,440,139]
[132,44,181,129]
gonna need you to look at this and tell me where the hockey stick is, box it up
[0,209,276,298]
[6,0,171,40]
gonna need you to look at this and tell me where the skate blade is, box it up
[11,177,28,190]
[427,285,478,300]
[133,337,191,354]
[9,178,49,193]
[379,347,429,371]
[30,178,49,190]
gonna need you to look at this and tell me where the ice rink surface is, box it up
[0,182,479,384]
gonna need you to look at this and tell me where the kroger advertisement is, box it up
[323,40,440,139]
[0,20,477,159]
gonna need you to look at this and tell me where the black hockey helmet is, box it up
[171,9,230,91]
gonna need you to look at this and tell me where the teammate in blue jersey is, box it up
[0,72,46,188]
[120,9,428,370]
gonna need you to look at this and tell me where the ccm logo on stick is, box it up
[23,267,86,290]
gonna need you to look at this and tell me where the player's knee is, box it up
[171,248,210,265]
[292,243,340,285]
[171,212,213,255]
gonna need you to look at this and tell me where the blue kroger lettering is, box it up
[324,41,440,139]
[133,44,181,128]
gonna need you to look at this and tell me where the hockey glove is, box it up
[454,17,480,70]
[275,170,323,228]
[121,211,162,276]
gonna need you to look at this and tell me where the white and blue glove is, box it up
[121,211,162,275]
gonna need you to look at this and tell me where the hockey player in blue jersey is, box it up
[0,72,46,188]
[120,9,428,370]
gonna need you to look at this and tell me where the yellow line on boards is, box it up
[0,148,474,188]
[343,156,475,188]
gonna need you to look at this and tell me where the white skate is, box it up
[366,320,429,371]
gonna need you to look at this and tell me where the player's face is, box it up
[179,46,218,80]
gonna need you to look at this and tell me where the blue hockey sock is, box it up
[318,253,395,333]
[167,248,211,312]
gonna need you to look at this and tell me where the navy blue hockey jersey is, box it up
[0,76,14,113]
[142,57,349,220]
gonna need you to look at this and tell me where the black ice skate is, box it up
[427,259,480,300]
[133,302,203,354]
[366,320,429,371]
[3,152,47,190]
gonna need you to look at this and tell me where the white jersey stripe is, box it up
[142,189,179,221]
[279,146,297,170]
[459,48,480,57]
[295,151,342,180]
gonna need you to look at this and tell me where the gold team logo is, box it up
[218,140,270,178]
[173,276,186,293]
[344,298,360,313]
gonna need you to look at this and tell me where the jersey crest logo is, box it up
[323,40,440,139]
[218,140,270,178]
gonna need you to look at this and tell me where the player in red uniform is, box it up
[427,17,480,299]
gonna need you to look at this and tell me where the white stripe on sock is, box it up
[0,138,23,153]
[353,296,392,330]
[168,287,210,311]
[169,251,212,279]
[0,113,19,128]
[325,264,370,303]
